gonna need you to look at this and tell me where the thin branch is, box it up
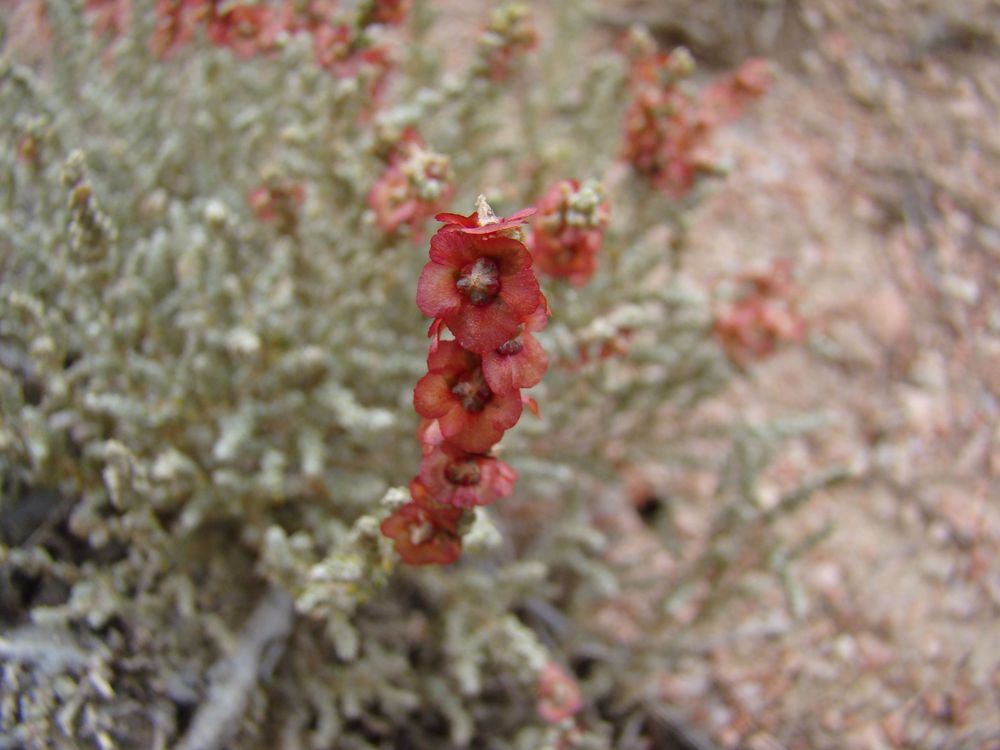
[175,586,294,750]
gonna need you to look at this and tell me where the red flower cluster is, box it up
[712,259,806,367]
[475,3,537,81]
[311,21,394,103]
[145,0,400,85]
[378,491,463,566]
[367,130,454,238]
[537,661,583,724]
[700,58,774,126]
[85,0,131,39]
[150,0,211,58]
[530,179,610,287]
[622,48,771,197]
[247,178,305,232]
[381,199,548,565]
[363,0,411,26]
[204,3,291,59]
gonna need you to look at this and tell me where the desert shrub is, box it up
[0,2,821,748]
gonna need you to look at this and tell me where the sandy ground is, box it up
[613,1,1000,747]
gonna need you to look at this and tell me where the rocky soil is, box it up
[609,1,1000,747]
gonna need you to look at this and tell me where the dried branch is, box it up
[175,587,294,750]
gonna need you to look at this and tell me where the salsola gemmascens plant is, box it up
[0,2,820,748]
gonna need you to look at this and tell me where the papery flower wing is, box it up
[426,339,478,376]
[413,373,454,419]
[482,236,533,274]
[536,662,583,724]
[437,389,522,453]
[525,297,550,331]
[497,264,542,318]
[380,502,462,565]
[445,301,523,354]
[523,395,541,418]
[428,229,479,266]
[434,211,479,229]
[416,419,446,455]
[418,446,518,509]
[437,405,501,454]
[417,262,462,319]
[459,207,537,235]
[482,332,547,393]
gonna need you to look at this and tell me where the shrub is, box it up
[0,2,820,748]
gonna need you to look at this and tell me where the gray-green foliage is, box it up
[0,2,762,748]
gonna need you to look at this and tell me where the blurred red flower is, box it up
[537,662,583,724]
[531,180,609,287]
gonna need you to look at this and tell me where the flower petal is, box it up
[429,230,477,267]
[446,300,521,354]
[480,236,533,274]
[484,389,524,433]
[459,207,537,235]
[380,502,462,565]
[426,339,479,375]
[483,333,548,392]
[498,265,541,318]
[417,262,462,319]
[438,397,516,453]
[413,373,454,419]
[434,211,478,228]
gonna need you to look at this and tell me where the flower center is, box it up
[234,17,260,39]
[445,459,482,486]
[409,518,434,546]
[456,257,500,306]
[451,368,492,413]
[496,335,523,356]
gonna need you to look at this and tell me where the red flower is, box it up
[413,341,523,453]
[434,206,537,237]
[530,180,609,287]
[623,49,769,197]
[296,0,339,29]
[368,135,453,237]
[537,662,583,724]
[418,445,517,509]
[622,85,714,197]
[369,0,411,25]
[700,58,773,125]
[713,300,805,366]
[380,498,463,566]
[481,301,549,393]
[533,227,601,287]
[417,231,540,353]
[712,260,805,367]
[621,47,724,197]
[386,196,548,565]
[207,4,285,58]
[151,0,208,58]
[85,0,131,38]
[476,4,538,82]
[312,23,394,103]
[312,22,352,69]
[247,180,305,229]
